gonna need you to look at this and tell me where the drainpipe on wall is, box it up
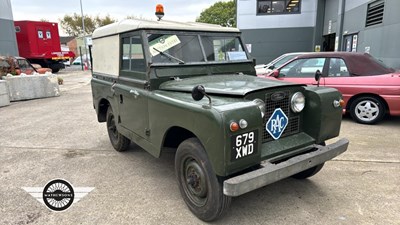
[336,0,346,51]
[312,0,325,52]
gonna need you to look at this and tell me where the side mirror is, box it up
[192,85,212,108]
[315,70,322,87]
[192,85,205,101]
[272,69,280,78]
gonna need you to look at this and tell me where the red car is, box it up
[259,52,400,124]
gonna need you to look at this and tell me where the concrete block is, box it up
[0,80,10,107]
[4,74,60,101]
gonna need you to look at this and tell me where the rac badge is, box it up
[266,108,288,140]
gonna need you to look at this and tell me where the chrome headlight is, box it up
[253,98,266,118]
[291,92,305,113]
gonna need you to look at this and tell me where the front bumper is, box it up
[223,138,349,197]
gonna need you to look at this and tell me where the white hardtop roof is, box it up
[92,19,240,39]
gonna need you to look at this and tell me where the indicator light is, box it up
[230,122,239,132]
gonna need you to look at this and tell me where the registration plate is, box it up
[231,130,258,161]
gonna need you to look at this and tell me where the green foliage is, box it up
[196,1,236,27]
[60,13,116,36]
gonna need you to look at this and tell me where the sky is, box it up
[10,0,228,35]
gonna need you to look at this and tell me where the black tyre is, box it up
[292,163,325,179]
[175,138,231,222]
[106,106,130,152]
[349,96,385,124]
[52,68,60,73]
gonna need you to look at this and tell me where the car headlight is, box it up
[253,98,266,118]
[291,92,305,113]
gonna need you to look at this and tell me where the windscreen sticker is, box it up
[227,51,247,61]
[149,35,181,56]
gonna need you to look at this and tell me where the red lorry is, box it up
[14,21,75,73]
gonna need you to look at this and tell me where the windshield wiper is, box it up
[153,47,185,64]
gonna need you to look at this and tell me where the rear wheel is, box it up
[175,138,231,221]
[106,106,130,152]
[349,96,385,124]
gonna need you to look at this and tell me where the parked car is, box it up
[63,60,71,67]
[260,52,400,124]
[72,55,90,65]
[255,52,309,75]
[0,56,51,76]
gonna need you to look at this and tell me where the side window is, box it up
[201,36,246,62]
[38,30,43,39]
[121,36,145,72]
[46,31,51,39]
[280,58,325,77]
[328,58,349,77]
[17,59,31,69]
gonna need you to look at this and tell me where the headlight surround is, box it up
[291,92,305,113]
[253,98,266,118]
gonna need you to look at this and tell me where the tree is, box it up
[60,13,116,36]
[196,1,236,27]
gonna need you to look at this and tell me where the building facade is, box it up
[0,0,18,56]
[238,0,400,69]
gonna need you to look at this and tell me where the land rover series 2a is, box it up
[90,19,349,221]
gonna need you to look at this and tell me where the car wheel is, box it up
[175,138,231,222]
[350,96,385,124]
[52,68,60,73]
[292,163,325,179]
[106,106,130,152]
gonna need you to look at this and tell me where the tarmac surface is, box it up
[1,69,399,225]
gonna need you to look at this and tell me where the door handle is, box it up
[130,89,139,99]
[111,82,116,95]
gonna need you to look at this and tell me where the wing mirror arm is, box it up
[315,70,322,87]
[272,69,280,78]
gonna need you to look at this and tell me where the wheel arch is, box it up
[161,126,196,154]
[346,93,389,114]
[97,98,111,122]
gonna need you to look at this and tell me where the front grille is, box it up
[262,91,300,142]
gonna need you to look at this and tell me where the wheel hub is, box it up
[185,160,207,199]
[355,100,379,121]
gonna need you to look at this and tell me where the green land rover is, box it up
[90,19,349,221]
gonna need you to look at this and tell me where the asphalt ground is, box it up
[1,69,399,225]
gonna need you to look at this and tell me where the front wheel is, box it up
[175,138,231,222]
[349,96,385,124]
[292,163,325,179]
[106,106,130,152]
[51,68,60,73]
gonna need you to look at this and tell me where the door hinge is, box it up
[144,82,150,90]
[145,128,151,136]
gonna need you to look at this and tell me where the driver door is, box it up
[115,33,149,139]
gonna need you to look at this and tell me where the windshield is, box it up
[147,33,248,64]
[273,54,301,68]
